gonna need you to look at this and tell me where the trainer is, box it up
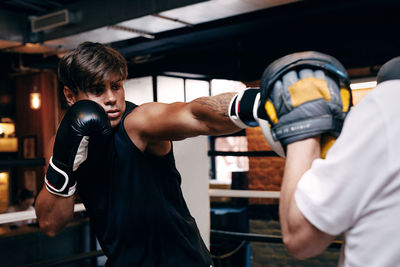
[263,52,400,266]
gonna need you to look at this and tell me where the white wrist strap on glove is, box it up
[44,136,89,197]
[228,89,260,129]
[45,157,76,197]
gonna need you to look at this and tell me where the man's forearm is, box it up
[279,137,324,258]
[191,92,241,135]
[35,187,75,237]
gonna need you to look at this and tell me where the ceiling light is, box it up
[30,86,41,110]
[108,25,155,39]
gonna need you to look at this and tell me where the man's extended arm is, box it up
[125,92,241,143]
[279,137,335,259]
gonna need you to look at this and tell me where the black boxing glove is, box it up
[228,88,260,128]
[45,100,111,197]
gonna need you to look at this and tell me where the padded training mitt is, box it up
[257,51,352,157]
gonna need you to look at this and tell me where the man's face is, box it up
[67,73,126,128]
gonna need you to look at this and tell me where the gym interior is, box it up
[0,0,398,266]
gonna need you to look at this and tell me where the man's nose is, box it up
[104,89,116,104]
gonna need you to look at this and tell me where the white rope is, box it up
[0,190,280,224]
[209,189,280,199]
[0,203,86,224]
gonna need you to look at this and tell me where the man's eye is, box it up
[111,84,121,90]
[89,87,103,95]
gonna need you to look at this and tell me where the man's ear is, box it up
[63,86,77,106]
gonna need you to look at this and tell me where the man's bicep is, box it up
[125,102,207,141]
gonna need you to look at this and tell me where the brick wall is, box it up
[246,127,284,205]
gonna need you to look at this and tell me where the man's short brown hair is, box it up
[58,42,128,98]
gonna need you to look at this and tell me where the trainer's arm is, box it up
[126,92,240,141]
[35,188,74,237]
[279,137,335,259]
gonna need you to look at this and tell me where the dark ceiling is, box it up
[0,0,79,14]
[0,0,400,82]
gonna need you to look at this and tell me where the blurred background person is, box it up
[7,188,36,229]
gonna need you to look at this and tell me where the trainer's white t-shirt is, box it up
[295,80,400,267]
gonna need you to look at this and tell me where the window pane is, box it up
[124,76,153,105]
[208,79,248,184]
[185,79,210,102]
[157,76,184,103]
[214,136,249,184]
[211,79,246,96]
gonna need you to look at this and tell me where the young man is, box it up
[264,53,400,266]
[35,41,247,267]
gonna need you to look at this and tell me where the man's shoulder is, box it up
[373,80,400,98]
[121,101,139,127]
[364,80,400,116]
[124,101,137,115]
[121,102,151,152]
[123,102,160,121]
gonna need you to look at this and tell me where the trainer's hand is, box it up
[45,100,111,197]
[257,51,352,157]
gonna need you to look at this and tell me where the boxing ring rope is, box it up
[0,203,86,224]
[18,231,343,267]
[209,189,280,199]
[211,229,343,248]
[0,191,340,266]
[0,190,278,224]
[21,250,104,267]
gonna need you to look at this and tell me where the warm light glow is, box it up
[0,138,18,152]
[30,92,41,109]
[0,123,15,136]
[25,43,38,47]
[0,121,17,152]
[0,171,9,213]
[0,172,8,184]
[350,81,377,90]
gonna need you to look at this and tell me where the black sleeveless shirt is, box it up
[76,101,213,267]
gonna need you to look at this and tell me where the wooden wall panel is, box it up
[14,71,58,194]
